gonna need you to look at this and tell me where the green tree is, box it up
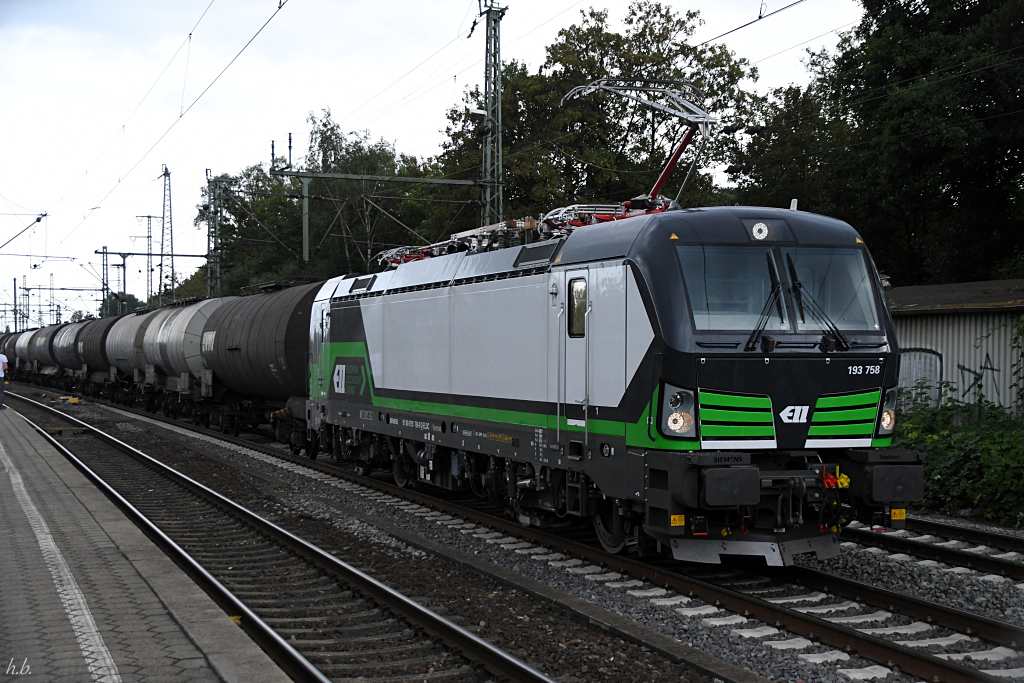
[731,0,1024,284]
[100,292,143,317]
[438,2,758,220]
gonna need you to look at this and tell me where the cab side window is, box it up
[568,278,587,337]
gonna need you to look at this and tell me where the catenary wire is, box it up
[60,0,292,244]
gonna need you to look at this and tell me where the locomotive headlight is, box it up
[878,388,897,435]
[661,385,696,438]
[667,410,694,434]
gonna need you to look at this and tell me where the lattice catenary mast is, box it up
[476,0,506,226]
[159,164,175,303]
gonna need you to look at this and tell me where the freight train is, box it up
[2,204,924,566]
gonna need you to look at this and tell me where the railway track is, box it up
[6,391,550,683]
[19,388,1024,682]
[841,518,1024,581]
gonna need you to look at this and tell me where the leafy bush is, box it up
[896,382,1024,527]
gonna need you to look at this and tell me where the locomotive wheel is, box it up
[468,455,489,499]
[593,500,627,555]
[392,448,416,489]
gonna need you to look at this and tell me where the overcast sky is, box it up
[0,0,862,324]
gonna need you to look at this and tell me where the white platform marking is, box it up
[0,440,121,683]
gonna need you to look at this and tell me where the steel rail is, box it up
[21,386,1017,683]
[353,483,1014,683]
[6,392,552,683]
[907,517,1024,555]
[41,392,766,683]
[101,402,1005,683]
[841,525,1024,581]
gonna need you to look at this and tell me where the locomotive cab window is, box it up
[782,247,881,331]
[677,245,788,331]
[568,278,587,337]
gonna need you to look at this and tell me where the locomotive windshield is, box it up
[678,245,789,331]
[783,247,880,332]
[678,244,881,333]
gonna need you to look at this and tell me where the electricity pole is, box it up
[160,165,175,303]
[205,170,224,296]
[475,0,506,226]
[136,214,159,303]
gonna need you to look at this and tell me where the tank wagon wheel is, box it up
[273,418,287,444]
[305,430,319,461]
[593,499,628,555]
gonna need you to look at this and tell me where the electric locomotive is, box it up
[305,80,923,565]
[305,205,922,565]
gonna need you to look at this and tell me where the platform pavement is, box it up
[0,407,291,683]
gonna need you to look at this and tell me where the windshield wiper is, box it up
[744,255,784,352]
[785,254,850,351]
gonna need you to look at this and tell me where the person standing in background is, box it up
[0,350,7,409]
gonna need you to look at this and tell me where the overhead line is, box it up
[60,0,292,244]
[126,0,218,125]
[1,214,47,251]
[695,0,809,48]
[343,34,463,119]
[49,0,218,212]
[752,21,855,64]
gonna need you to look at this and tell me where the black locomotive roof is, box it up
[557,205,863,266]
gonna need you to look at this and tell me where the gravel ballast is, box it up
[24,390,1024,682]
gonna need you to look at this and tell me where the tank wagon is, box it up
[200,282,320,435]
[11,285,318,437]
[77,314,125,393]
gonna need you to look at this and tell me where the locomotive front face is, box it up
[672,242,896,451]
[631,209,923,565]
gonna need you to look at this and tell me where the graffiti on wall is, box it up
[957,352,1001,403]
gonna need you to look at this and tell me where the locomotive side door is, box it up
[562,268,590,458]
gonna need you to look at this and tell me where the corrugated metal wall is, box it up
[894,312,1023,409]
